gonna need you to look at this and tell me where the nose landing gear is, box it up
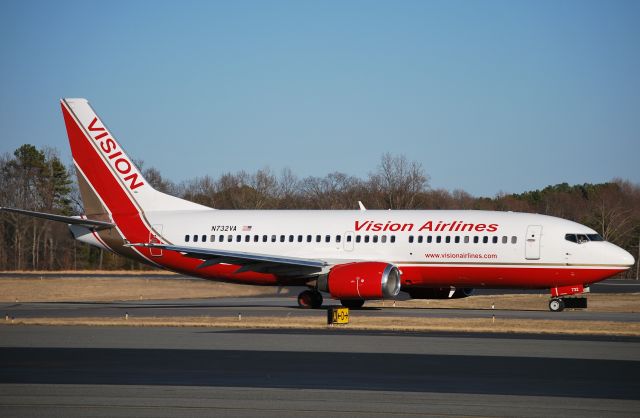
[549,298,565,312]
[548,284,589,312]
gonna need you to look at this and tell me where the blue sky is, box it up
[1,0,638,197]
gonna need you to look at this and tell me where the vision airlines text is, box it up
[355,220,499,233]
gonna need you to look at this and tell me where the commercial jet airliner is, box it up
[1,99,634,311]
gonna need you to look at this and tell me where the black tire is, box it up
[340,299,365,309]
[298,290,323,309]
[549,298,565,312]
[311,291,323,308]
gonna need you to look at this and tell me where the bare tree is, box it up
[367,153,429,209]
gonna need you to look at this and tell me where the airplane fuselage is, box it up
[76,208,631,290]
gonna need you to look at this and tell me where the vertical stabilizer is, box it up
[60,98,209,263]
[61,98,208,217]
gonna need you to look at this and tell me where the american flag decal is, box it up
[242,225,252,231]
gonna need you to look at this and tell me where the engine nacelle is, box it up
[318,262,401,300]
[407,287,474,299]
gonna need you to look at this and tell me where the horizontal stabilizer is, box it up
[0,207,114,230]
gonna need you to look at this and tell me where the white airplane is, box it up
[1,98,634,312]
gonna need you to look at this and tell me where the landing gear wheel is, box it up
[340,299,365,309]
[297,290,323,309]
[549,298,565,312]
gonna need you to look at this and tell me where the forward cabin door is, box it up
[344,231,354,251]
[149,224,163,257]
[525,225,542,260]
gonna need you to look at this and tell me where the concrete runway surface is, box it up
[1,325,639,417]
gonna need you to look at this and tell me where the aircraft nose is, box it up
[616,246,635,267]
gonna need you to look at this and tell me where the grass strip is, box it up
[4,315,640,337]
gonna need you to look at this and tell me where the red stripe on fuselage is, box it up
[399,265,625,289]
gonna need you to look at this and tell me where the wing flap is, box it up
[127,243,328,276]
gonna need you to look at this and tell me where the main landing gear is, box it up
[297,289,323,309]
[296,290,367,309]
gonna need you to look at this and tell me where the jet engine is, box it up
[318,262,401,300]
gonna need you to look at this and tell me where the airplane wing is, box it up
[0,207,114,230]
[126,242,329,277]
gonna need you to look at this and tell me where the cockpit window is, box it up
[576,234,588,244]
[566,233,604,244]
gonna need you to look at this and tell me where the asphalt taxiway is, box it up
[1,325,639,417]
[3,276,639,323]
[1,276,639,416]
[3,295,639,323]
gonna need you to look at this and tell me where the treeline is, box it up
[1,145,639,277]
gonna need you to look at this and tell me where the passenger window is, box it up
[445,236,451,243]
[390,235,396,243]
[325,235,331,243]
[298,235,303,242]
[364,235,370,243]
[280,235,285,242]
[289,235,294,242]
[228,235,233,242]
[253,235,259,242]
[502,236,508,244]
[418,236,423,243]
[492,236,498,244]
[185,235,190,242]
[464,236,469,243]
[409,236,414,243]
[243,235,249,242]
[482,236,488,243]
[262,235,268,242]
[307,235,312,243]
[356,235,362,243]
[473,236,479,243]
[201,235,206,242]
[381,235,387,243]
[210,235,216,242]
[336,235,342,243]
[316,235,321,243]
[220,235,225,242]
[455,236,460,243]
[236,235,241,242]
[347,235,352,242]
[511,236,517,244]
[436,236,441,243]
[427,236,432,243]
[373,235,379,243]
[271,235,277,242]
[193,235,198,242]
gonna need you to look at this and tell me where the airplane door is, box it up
[149,224,163,257]
[344,231,354,251]
[525,225,542,260]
